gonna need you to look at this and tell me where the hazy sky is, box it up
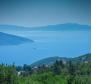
[0,0,91,27]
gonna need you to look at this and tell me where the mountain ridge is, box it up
[31,53,91,67]
[0,23,91,31]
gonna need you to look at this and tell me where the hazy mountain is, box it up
[34,23,91,31]
[0,23,91,31]
[0,25,29,31]
[0,32,33,46]
[31,53,91,67]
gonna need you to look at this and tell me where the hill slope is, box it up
[31,57,70,67]
[72,53,91,63]
[31,53,91,67]
[0,32,33,46]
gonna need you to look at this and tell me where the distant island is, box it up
[0,32,33,46]
[0,23,91,31]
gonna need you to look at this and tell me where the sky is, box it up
[0,0,91,27]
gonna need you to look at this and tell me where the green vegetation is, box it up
[0,54,91,84]
[0,59,91,84]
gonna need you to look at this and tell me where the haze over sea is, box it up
[0,27,91,65]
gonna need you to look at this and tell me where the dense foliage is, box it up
[0,60,91,84]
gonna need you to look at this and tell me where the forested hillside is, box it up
[0,54,91,84]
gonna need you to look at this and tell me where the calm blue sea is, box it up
[0,31,91,65]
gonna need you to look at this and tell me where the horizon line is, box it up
[0,22,91,28]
